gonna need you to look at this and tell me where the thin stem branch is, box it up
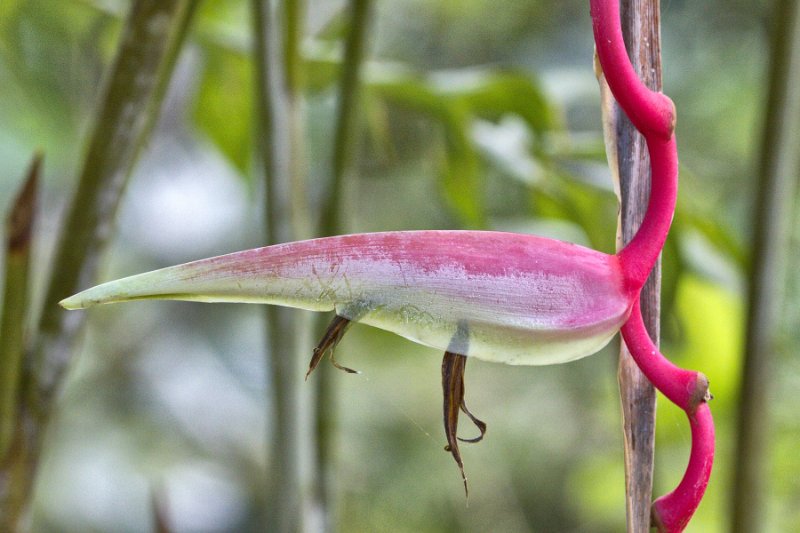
[33,0,198,413]
[319,0,371,234]
[313,1,372,529]
[0,2,197,528]
[731,0,800,531]
[0,155,40,461]
[252,1,310,531]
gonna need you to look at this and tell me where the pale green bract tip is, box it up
[59,296,82,310]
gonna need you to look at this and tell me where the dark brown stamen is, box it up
[306,315,355,380]
[442,350,486,497]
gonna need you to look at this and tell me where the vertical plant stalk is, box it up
[0,155,40,461]
[614,0,662,530]
[319,0,372,234]
[283,0,312,241]
[313,0,372,529]
[33,0,197,412]
[731,0,800,531]
[252,1,310,531]
[0,1,196,528]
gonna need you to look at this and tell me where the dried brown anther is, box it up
[442,350,486,497]
[306,315,357,380]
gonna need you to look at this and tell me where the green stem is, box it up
[33,0,198,412]
[0,155,40,461]
[252,1,310,531]
[319,0,372,233]
[314,1,372,529]
[731,1,800,531]
[0,2,197,528]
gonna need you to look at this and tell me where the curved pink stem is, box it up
[589,0,675,139]
[621,301,714,531]
[651,403,715,533]
[589,0,678,292]
[591,1,714,530]
[620,300,706,413]
[617,135,678,291]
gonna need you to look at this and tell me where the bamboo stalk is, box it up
[319,0,372,234]
[33,0,198,413]
[251,1,310,531]
[614,1,662,530]
[314,1,372,529]
[731,1,800,530]
[0,2,197,528]
[0,155,40,461]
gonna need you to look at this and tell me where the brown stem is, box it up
[614,0,662,530]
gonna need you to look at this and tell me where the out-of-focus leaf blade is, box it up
[432,70,556,137]
[304,51,341,93]
[193,44,253,176]
[530,173,617,253]
[675,208,747,269]
[438,107,485,228]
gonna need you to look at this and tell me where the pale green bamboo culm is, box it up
[252,0,312,531]
[0,1,198,529]
[732,0,800,530]
[314,1,373,531]
[0,155,40,461]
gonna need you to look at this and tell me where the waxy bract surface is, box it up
[61,230,631,365]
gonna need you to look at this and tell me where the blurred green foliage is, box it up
[1,0,797,532]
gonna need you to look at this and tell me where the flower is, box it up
[61,230,633,366]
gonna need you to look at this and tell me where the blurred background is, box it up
[1,0,797,531]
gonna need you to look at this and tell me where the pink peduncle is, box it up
[621,300,714,531]
[651,403,715,533]
[589,0,679,292]
[589,0,675,139]
[620,300,707,413]
[591,1,715,530]
[616,135,678,291]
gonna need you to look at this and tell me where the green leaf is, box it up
[433,70,556,137]
[193,44,253,176]
[438,107,485,228]
[304,48,341,93]
[675,208,747,269]
[529,173,617,253]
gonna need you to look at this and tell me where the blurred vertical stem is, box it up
[33,0,197,411]
[314,0,372,529]
[0,1,197,529]
[0,155,40,461]
[614,1,662,530]
[731,0,800,531]
[251,0,310,531]
[319,0,371,233]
